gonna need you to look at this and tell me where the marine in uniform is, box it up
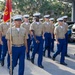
[62,16,70,57]
[43,15,52,58]
[30,13,44,68]
[21,14,31,60]
[0,21,10,66]
[52,18,67,66]
[6,15,28,75]
[49,18,55,52]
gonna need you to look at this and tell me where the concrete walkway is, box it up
[0,43,75,75]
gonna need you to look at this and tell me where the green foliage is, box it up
[39,1,52,14]
[0,1,5,12]
[0,0,71,18]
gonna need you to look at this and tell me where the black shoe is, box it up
[0,60,1,63]
[1,60,4,66]
[48,56,51,58]
[31,58,34,64]
[38,65,44,68]
[27,57,30,60]
[52,57,55,61]
[30,48,32,51]
[43,53,45,56]
[60,62,67,66]
[51,50,54,53]
[65,54,70,57]
[43,51,45,56]
[9,69,13,75]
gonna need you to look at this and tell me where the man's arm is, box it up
[30,30,40,43]
[24,38,28,53]
[30,30,37,40]
[54,27,59,44]
[0,31,3,45]
[7,40,12,55]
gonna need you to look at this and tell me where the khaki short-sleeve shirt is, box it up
[43,22,52,33]
[21,22,30,34]
[6,26,28,45]
[30,22,44,36]
[63,22,68,34]
[51,24,55,34]
[54,25,65,39]
[0,22,10,36]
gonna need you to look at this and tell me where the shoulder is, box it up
[43,22,46,24]
[0,22,4,26]
[12,26,16,29]
[30,22,36,26]
[21,22,25,26]
[55,26,59,30]
[8,26,15,31]
[64,22,68,26]
[8,26,16,32]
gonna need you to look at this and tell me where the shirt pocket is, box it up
[12,31,18,37]
[19,31,26,41]
[58,28,61,33]
[19,31,25,36]
[63,28,65,32]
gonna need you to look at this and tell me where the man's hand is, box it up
[36,40,40,43]
[26,49,28,53]
[8,50,12,55]
[56,40,60,44]
[0,40,3,45]
[42,36,45,39]
[30,31,33,35]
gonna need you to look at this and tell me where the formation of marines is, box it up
[0,12,70,75]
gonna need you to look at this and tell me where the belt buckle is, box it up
[12,44,24,47]
[17,45,21,47]
[17,44,23,47]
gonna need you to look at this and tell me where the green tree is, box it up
[0,1,5,12]
[0,0,71,19]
